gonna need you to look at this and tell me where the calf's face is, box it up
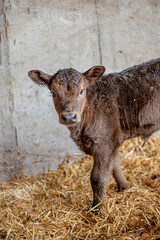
[28,66,105,126]
[50,69,87,126]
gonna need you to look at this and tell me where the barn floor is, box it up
[0,136,160,240]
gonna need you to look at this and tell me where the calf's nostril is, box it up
[72,114,77,121]
[61,115,67,122]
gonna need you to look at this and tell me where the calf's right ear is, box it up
[28,70,52,86]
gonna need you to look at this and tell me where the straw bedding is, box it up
[0,136,160,239]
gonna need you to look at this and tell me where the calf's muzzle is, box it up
[61,113,77,124]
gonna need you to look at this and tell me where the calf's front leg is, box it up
[91,148,130,210]
[91,148,113,209]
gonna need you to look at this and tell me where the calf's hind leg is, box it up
[113,151,129,191]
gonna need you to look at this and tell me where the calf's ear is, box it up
[28,70,52,86]
[83,66,105,83]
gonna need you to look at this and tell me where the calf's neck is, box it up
[28,58,160,210]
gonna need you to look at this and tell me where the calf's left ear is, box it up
[83,66,105,83]
[28,70,52,86]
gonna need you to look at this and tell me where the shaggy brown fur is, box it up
[28,58,160,210]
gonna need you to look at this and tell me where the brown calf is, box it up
[28,58,160,210]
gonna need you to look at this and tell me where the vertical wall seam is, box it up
[94,0,102,65]
[2,0,19,154]
[0,33,2,65]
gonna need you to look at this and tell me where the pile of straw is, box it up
[0,136,160,239]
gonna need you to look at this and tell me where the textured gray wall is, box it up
[0,0,160,180]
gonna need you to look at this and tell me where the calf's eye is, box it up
[51,92,56,97]
[80,89,84,95]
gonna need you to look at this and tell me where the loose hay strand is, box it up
[0,136,160,239]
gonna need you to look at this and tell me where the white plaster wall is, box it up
[0,0,160,180]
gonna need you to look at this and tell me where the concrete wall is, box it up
[0,0,160,180]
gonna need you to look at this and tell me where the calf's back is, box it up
[94,58,160,142]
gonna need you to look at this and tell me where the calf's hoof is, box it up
[117,181,130,192]
[91,200,102,214]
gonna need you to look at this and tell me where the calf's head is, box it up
[28,66,105,126]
